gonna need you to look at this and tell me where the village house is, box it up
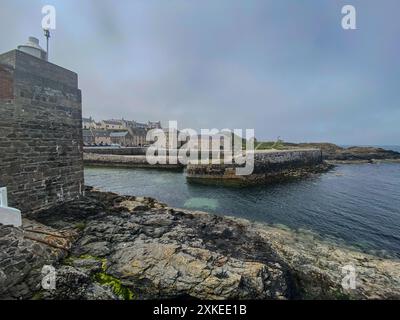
[92,130,111,145]
[147,121,162,129]
[127,127,147,146]
[110,131,131,146]
[121,119,134,128]
[83,129,95,146]
[109,128,147,147]
[85,118,162,131]
[133,121,148,130]
[147,128,186,149]
[82,117,96,129]
[100,119,125,130]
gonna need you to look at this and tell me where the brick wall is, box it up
[0,65,13,99]
[0,50,84,214]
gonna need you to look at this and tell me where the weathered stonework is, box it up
[0,50,84,214]
[84,153,183,170]
[186,149,327,184]
[84,146,147,155]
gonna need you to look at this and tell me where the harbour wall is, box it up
[84,153,183,170]
[84,148,326,183]
[84,147,147,155]
[186,149,325,184]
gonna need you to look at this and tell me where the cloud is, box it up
[1,0,399,144]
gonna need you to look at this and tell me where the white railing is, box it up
[0,187,22,227]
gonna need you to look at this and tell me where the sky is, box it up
[1,0,399,145]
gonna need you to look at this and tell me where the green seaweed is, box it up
[75,222,86,231]
[31,291,44,300]
[94,272,135,300]
[63,254,135,300]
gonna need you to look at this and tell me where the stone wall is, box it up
[186,149,326,184]
[0,50,84,214]
[84,146,147,155]
[251,149,323,174]
[84,153,183,170]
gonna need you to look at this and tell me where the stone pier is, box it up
[186,149,328,185]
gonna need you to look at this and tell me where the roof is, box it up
[103,119,123,125]
[82,117,93,123]
[133,121,147,127]
[82,129,93,137]
[110,131,129,137]
[129,127,147,136]
[123,120,135,126]
[92,130,110,138]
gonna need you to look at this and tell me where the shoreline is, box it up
[1,188,399,300]
[326,158,400,165]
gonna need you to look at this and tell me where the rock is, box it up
[290,143,400,162]
[107,242,287,299]
[41,265,118,300]
[0,221,70,299]
[70,258,103,273]
[79,241,111,257]
[1,189,399,300]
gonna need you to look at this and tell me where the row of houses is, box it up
[83,128,148,147]
[82,117,162,147]
[82,117,161,131]
[83,128,227,149]
[82,118,244,150]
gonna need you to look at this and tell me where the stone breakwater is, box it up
[1,188,399,300]
[84,149,332,185]
[187,149,331,185]
[83,153,183,170]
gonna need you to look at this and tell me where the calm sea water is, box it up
[85,161,400,257]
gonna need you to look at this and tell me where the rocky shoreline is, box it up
[283,143,400,162]
[1,188,399,300]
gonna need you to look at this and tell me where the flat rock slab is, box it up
[1,188,399,300]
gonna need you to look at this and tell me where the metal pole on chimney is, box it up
[44,29,50,61]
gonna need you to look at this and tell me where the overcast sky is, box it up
[1,0,399,144]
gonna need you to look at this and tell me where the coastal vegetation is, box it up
[254,139,285,150]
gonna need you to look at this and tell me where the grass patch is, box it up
[255,139,286,150]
